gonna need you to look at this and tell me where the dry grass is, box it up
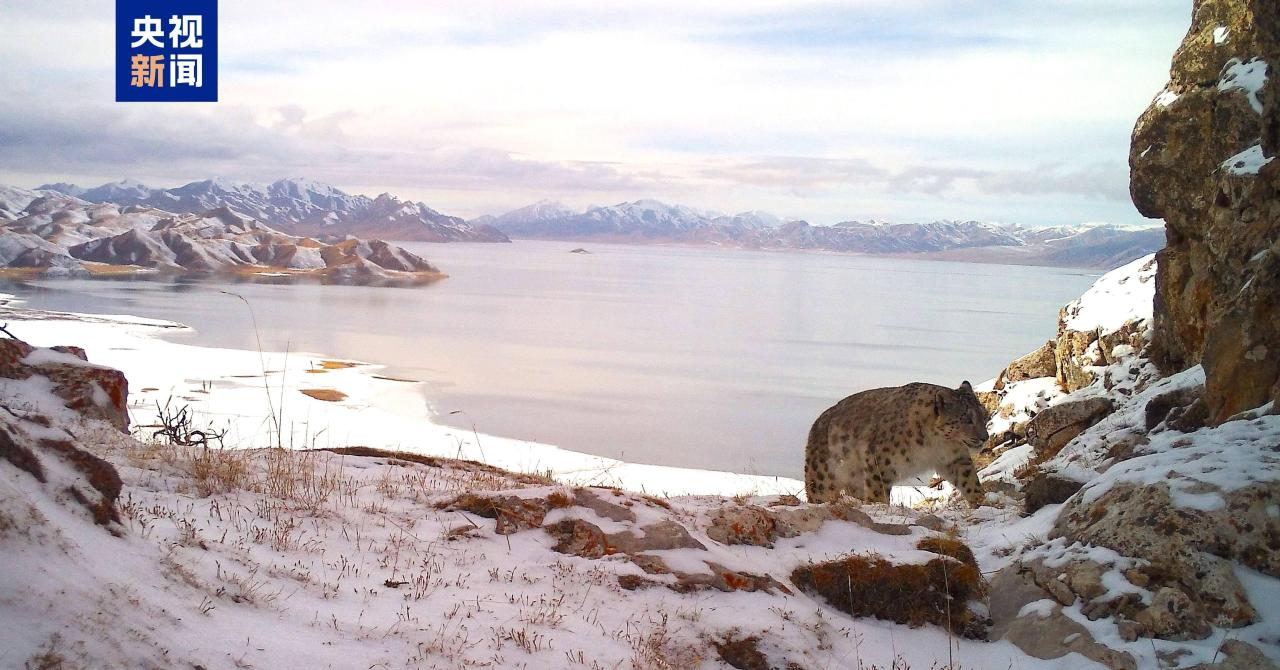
[791,547,986,639]
[547,490,575,508]
[713,633,769,670]
[189,447,253,497]
[305,360,360,374]
[916,535,978,572]
[300,388,348,402]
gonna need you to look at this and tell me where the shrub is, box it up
[791,546,987,639]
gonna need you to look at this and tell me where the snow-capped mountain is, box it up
[489,199,720,240]
[0,190,445,284]
[472,199,575,230]
[31,182,86,198]
[486,199,1164,268]
[78,179,157,204]
[0,185,77,221]
[39,178,509,243]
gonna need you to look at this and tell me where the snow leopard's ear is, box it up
[959,380,973,395]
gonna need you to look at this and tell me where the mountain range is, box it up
[0,186,444,284]
[479,200,1165,269]
[4,178,1164,270]
[32,178,510,243]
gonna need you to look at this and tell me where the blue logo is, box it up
[116,0,218,102]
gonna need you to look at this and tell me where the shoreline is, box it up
[1,293,809,498]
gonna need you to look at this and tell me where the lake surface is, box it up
[7,241,1096,478]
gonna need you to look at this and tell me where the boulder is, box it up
[988,567,1137,670]
[706,505,778,547]
[1055,318,1150,394]
[995,340,1057,389]
[1055,328,1103,392]
[1052,481,1276,637]
[1130,0,1280,423]
[1144,385,1204,429]
[443,493,549,535]
[545,517,706,558]
[1023,471,1085,513]
[0,338,129,432]
[1026,397,1114,455]
[1185,640,1280,670]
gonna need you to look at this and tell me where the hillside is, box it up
[0,192,444,285]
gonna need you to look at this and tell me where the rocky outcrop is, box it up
[994,340,1056,389]
[0,338,128,431]
[1055,480,1277,619]
[1054,255,1157,392]
[1130,0,1280,422]
[0,339,126,531]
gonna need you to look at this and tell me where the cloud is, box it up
[0,101,676,199]
[976,162,1130,201]
[0,0,1191,224]
[699,157,1130,202]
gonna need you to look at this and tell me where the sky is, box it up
[0,0,1192,225]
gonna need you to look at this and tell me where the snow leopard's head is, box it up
[933,381,989,449]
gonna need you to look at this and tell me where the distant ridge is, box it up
[479,199,1164,269]
[0,186,449,284]
[36,178,509,243]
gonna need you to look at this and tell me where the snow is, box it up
[0,433,1088,670]
[1218,57,1269,114]
[1018,599,1057,619]
[1060,253,1156,333]
[1222,143,1274,176]
[1078,411,1280,511]
[983,376,1064,445]
[1154,89,1179,107]
[0,331,1110,670]
[1213,26,1230,45]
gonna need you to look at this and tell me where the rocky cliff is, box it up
[1130,0,1280,423]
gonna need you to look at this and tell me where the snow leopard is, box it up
[804,381,989,505]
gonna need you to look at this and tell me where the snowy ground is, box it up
[4,432,1090,670]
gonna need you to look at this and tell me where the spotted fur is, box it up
[804,381,989,505]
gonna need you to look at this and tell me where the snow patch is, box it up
[1222,143,1274,176]
[1154,89,1179,107]
[1061,254,1156,334]
[1219,57,1269,114]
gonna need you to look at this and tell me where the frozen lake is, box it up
[9,241,1096,478]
